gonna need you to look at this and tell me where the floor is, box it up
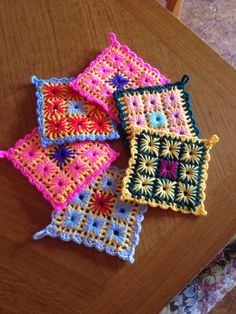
[160,1,236,313]
[161,0,236,67]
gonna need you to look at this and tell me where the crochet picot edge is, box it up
[31,76,120,147]
[0,128,120,211]
[33,166,148,263]
[114,75,200,140]
[69,32,170,123]
[121,126,219,216]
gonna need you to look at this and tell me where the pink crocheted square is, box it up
[70,33,170,123]
[0,129,119,211]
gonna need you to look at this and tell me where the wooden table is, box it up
[0,1,236,313]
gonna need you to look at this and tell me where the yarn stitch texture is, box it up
[70,33,170,123]
[32,76,119,147]
[121,127,219,216]
[33,166,148,263]
[114,75,200,140]
[0,128,119,211]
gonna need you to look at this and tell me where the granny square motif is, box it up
[114,75,199,140]
[70,33,170,123]
[0,128,119,211]
[33,166,148,263]
[31,76,119,147]
[121,127,219,216]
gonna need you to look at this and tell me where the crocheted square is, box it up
[114,75,199,140]
[33,166,148,263]
[70,33,170,123]
[31,76,119,147]
[121,127,219,216]
[0,128,119,211]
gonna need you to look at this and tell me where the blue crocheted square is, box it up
[31,76,119,147]
[121,127,219,216]
[33,166,148,263]
[114,75,200,141]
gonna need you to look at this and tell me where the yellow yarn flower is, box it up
[137,155,157,176]
[140,133,160,156]
[160,138,181,159]
[154,179,176,201]
[133,173,155,196]
[179,164,198,183]
[176,182,196,205]
[181,143,202,164]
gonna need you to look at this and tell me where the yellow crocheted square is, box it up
[121,127,219,216]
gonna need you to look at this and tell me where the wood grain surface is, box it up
[0,1,236,313]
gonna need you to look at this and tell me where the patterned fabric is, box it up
[33,166,148,263]
[160,241,236,314]
[114,75,199,140]
[31,76,119,147]
[70,33,170,123]
[0,128,119,211]
[121,127,219,215]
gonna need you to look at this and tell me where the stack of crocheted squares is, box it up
[0,33,219,263]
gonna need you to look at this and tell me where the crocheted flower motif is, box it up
[170,125,191,136]
[108,73,130,90]
[121,127,219,215]
[45,117,68,139]
[167,107,186,125]
[137,155,158,176]
[179,164,199,184]
[49,144,75,169]
[113,201,133,221]
[42,83,66,100]
[83,214,106,237]
[69,33,169,123]
[114,76,199,140]
[83,146,104,163]
[144,93,162,111]
[61,208,84,229]
[181,143,204,164]
[133,173,155,196]
[147,111,167,128]
[32,76,119,147]
[140,133,160,156]
[160,138,181,159]
[162,89,181,107]
[20,144,41,165]
[106,221,127,246]
[89,115,112,133]
[154,179,176,202]
[43,99,67,117]
[50,173,71,194]
[123,94,143,114]
[158,159,179,180]
[33,166,148,263]
[68,116,89,134]
[98,173,119,193]
[2,128,119,211]
[72,190,91,207]
[34,160,56,180]
[129,114,147,128]
[67,100,86,115]
[90,191,115,216]
[176,182,197,205]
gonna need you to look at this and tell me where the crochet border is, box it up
[114,75,200,141]
[69,33,170,123]
[121,126,219,216]
[31,76,120,147]
[3,128,119,211]
[33,166,148,263]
